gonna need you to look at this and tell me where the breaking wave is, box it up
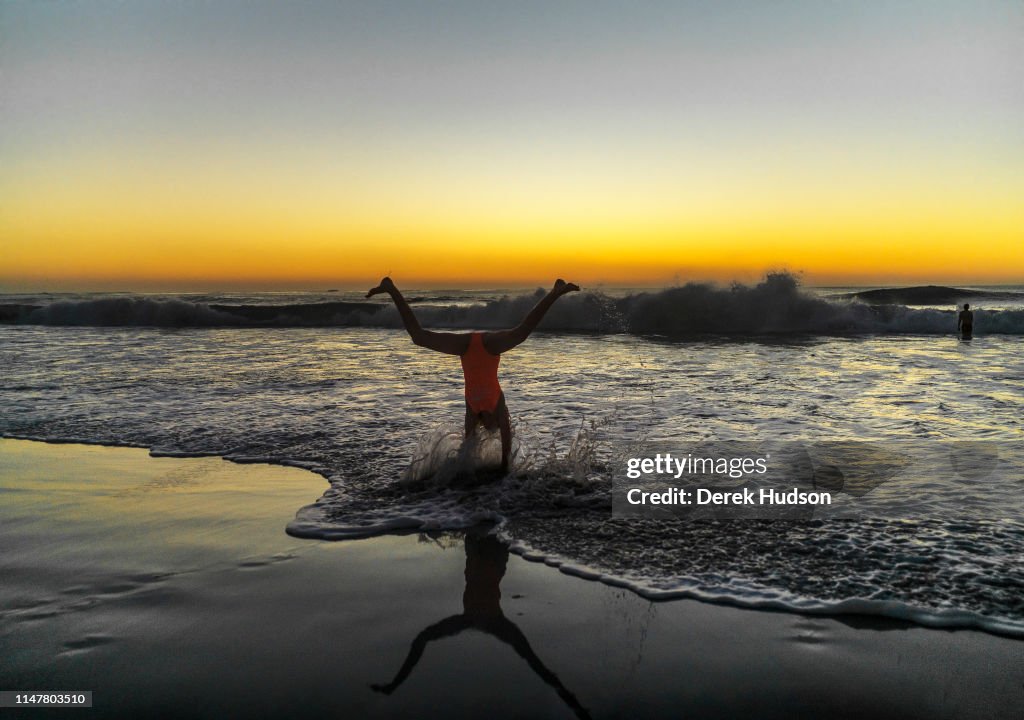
[4,274,1023,335]
[0,298,379,328]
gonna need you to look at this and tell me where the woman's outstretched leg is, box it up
[367,277,468,355]
[485,279,579,355]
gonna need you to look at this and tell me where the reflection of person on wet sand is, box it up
[367,277,580,473]
[958,303,974,339]
[370,534,591,720]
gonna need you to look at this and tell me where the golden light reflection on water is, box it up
[0,439,325,565]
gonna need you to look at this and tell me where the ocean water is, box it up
[2,278,1023,637]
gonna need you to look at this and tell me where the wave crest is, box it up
[4,274,1023,335]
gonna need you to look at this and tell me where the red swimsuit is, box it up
[460,332,502,414]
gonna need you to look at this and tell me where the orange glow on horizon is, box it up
[3,131,1022,291]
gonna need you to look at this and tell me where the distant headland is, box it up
[845,286,1024,305]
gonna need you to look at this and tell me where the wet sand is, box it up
[0,439,1020,719]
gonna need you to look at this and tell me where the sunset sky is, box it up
[2,1,1022,290]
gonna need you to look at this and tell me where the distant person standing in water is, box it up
[366,277,580,473]
[958,303,974,339]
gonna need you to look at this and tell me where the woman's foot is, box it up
[553,279,580,296]
[366,276,396,298]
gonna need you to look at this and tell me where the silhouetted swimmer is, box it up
[958,303,974,340]
[367,277,580,473]
[370,533,591,719]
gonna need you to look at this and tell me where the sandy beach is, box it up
[1,438,1020,719]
